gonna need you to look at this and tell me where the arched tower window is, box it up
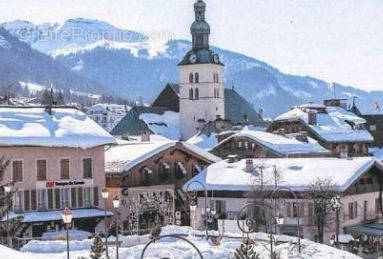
[189,88,194,100]
[189,73,194,83]
[195,88,199,100]
[195,73,199,83]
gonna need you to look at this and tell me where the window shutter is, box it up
[71,188,77,208]
[299,202,305,217]
[286,202,292,217]
[55,189,61,209]
[78,187,83,208]
[93,186,99,206]
[48,189,54,210]
[31,190,36,211]
[24,190,30,211]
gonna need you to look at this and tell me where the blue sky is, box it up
[1,0,383,91]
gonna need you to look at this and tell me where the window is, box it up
[60,159,70,179]
[376,198,381,215]
[189,88,194,100]
[14,191,23,212]
[194,88,199,100]
[216,200,226,217]
[238,141,242,148]
[195,73,199,83]
[47,189,54,210]
[12,160,23,182]
[292,202,299,218]
[37,160,47,181]
[213,73,219,83]
[364,200,368,220]
[370,125,377,131]
[24,190,30,211]
[159,162,170,180]
[348,201,358,220]
[37,189,46,210]
[189,73,193,83]
[60,188,70,208]
[84,187,92,207]
[83,158,92,179]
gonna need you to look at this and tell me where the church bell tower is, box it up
[178,0,225,140]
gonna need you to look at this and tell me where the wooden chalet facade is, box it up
[105,139,220,233]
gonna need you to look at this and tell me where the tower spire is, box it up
[191,0,210,50]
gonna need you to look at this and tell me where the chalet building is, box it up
[183,157,383,244]
[210,127,331,159]
[87,103,130,132]
[105,136,220,233]
[0,107,116,239]
[360,114,383,148]
[268,100,373,157]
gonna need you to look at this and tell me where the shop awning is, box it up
[4,208,113,223]
[346,223,383,237]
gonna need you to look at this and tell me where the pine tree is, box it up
[41,89,50,105]
[233,238,260,259]
[56,91,65,105]
[90,235,105,259]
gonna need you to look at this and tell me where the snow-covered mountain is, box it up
[0,27,106,95]
[2,18,383,117]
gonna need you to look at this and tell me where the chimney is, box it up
[307,109,317,125]
[245,159,254,173]
[141,131,150,142]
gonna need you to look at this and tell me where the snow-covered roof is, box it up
[183,157,382,192]
[187,133,218,150]
[0,107,116,148]
[370,147,383,161]
[139,111,180,140]
[105,140,221,173]
[213,128,330,156]
[274,105,373,143]
[88,103,130,114]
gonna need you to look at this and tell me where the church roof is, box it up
[110,106,169,136]
[224,88,262,123]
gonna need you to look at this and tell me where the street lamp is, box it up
[186,180,209,239]
[331,195,341,248]
[112,196,120,259]
[237,203,275,258]
[101,188,110,259]
[61,207,73,259]
[4,184,11,247]
[271,187,301,254]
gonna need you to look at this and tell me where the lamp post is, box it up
[101,188,110,259]
[186,180,209,239]
[4,185,11,247]
[331,195,341,248]
[61,207,73,259]
[271,186,301,254]
[112,196,120,259]
[236,203,275,258]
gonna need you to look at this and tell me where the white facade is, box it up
[87,103,129,132]
[179,63,225,140]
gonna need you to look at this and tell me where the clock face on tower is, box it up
[189,53,197,63]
